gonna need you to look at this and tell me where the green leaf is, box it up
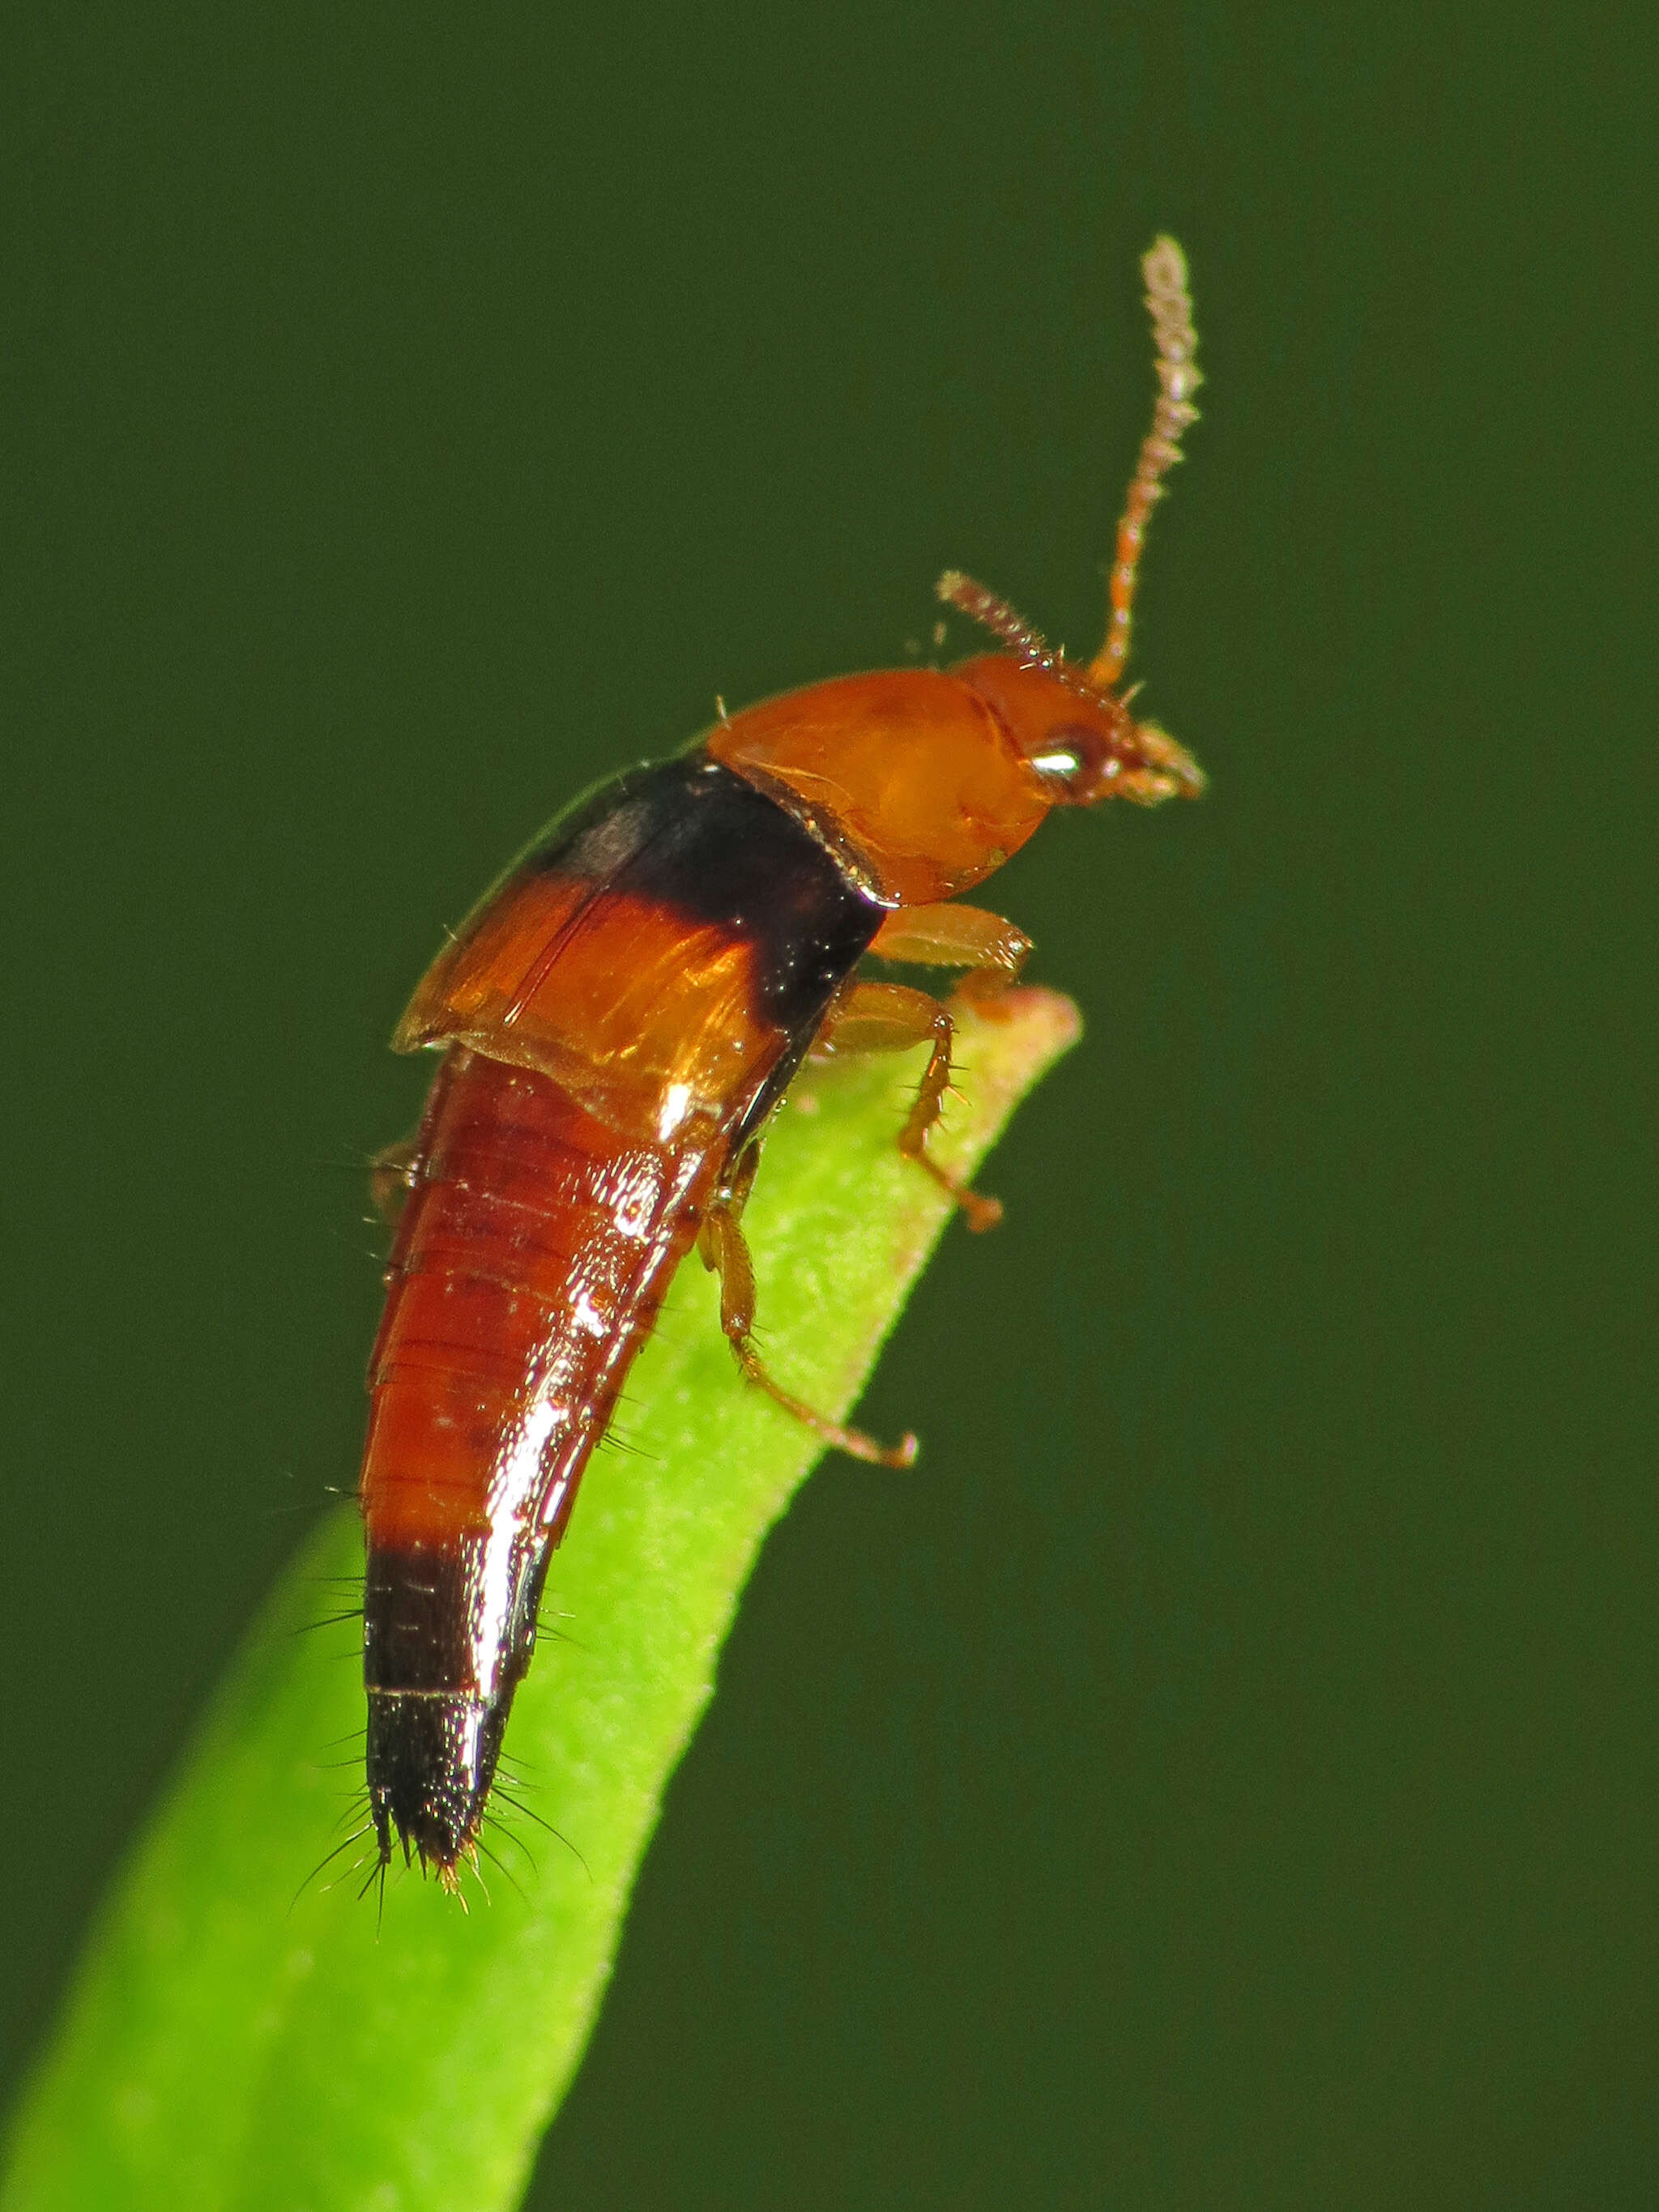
[2,991,1079,2212]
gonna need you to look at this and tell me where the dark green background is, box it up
[5,4,1654,2206]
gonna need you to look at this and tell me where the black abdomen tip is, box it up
[366,1689,512,1880]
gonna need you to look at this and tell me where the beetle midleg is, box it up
[812,981,1003,1233]
[867,901,1031,1008]
[369,1135,420,1227]
[698,1148,919,1468]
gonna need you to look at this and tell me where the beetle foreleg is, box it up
[867,901,1031,1008]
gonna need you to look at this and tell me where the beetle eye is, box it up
[1026,721,1115,800]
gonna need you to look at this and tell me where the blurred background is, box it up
[4,2,1655,2206]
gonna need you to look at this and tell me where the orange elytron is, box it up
[357,237,1205,1887]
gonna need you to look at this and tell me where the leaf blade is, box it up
[2,991,1079,2212]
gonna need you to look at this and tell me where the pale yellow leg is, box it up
[868,901,1032,1008]
[699,1149,918,1467]
[813,978,1003,1232]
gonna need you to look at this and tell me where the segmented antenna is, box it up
[1086,235,1202,690]
[934,570,1060,674]
[936,568,1128,719]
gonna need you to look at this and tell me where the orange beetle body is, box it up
[355,241,1206,1889]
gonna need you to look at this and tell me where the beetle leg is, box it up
[700,1153,919,1468]
[812,981,1003,1232]
[866,901,1032,1010]
[369,1136,420,1227]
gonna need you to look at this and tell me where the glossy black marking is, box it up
[365,1536,553,1868]
[366,1541,483,1691]
[366,1688,514,1870]
[518,752,885,1034]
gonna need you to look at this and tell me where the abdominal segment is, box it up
[359,1045,720,1874]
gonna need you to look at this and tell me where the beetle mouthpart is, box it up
[1123,721,1207,803]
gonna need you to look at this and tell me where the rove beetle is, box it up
[356,237,1205,1889]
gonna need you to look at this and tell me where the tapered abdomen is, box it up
[360,1044,720,1872]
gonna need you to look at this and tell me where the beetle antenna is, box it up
[935,562,1207,803]
[935,566,1132,718]
[1086,235,1202,691]
[934,571,1057,672]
